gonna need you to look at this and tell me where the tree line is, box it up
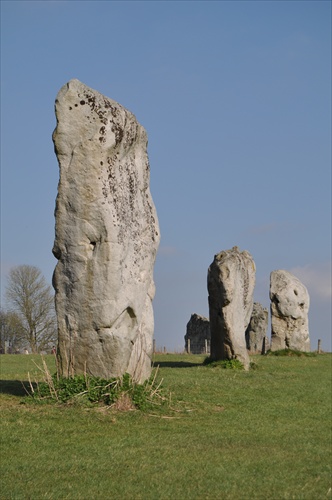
[1,265,57,354]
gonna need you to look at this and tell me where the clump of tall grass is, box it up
[25,357,167,411]
[203,357,244,369]
[266,349,317,357]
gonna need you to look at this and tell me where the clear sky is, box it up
[1,0,331,352]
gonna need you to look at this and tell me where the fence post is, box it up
[187,338,191,354]
[261,337,267,355]
[205,339,208,354]
[153,339,156,354]
[317,339,321,354]
[163,346,166,354]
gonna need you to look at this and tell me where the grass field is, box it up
[0,353,331,499]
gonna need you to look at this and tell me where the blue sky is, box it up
[1,0,331,351]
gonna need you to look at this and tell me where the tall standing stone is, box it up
[207,247,256,370]
[245,302,269,354]
[52,80,160,382]
[270,270,310,352]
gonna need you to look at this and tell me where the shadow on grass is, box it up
[0,380,34,397]
[153,361,202,369]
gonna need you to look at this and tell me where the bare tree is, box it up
[0,309,26,353]
[5,265,57,353]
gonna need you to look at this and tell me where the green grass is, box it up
[0,353,331,499]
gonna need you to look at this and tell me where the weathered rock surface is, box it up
[184,314,210,354]
[270,270,310,352]
[245,302,269,354]
[52,79,160,382]
[207,246,256,370]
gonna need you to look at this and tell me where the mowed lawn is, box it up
[0,353,331,500]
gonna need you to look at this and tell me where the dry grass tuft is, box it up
[111,392,136,412]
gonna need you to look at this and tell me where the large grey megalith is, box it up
[270,270,310,352]
[52,79,160,382]
[185,313,210,354]
[245,302,269,354]
[207,246,256,370]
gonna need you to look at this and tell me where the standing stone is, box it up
[184,314,210,354]
[52,79,160,382]
[207,246,256,370]
[270,270,310,352]
[245,302,269,354]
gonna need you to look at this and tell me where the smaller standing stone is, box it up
[185,314,210,354]
[270,270,310,352]
[207,246,256,370]
[245,302,269,354]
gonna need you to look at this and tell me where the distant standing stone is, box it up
[207,246,256,370]
[52,80,160,382]
[185,314,210,354]
[245,302,269,354]
[270,270,310,352]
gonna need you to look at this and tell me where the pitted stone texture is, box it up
[52,79,160,382]
[245,302,269,354]
[185,314,210,354]
[270,270,310,352]
[207,247,256,370]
